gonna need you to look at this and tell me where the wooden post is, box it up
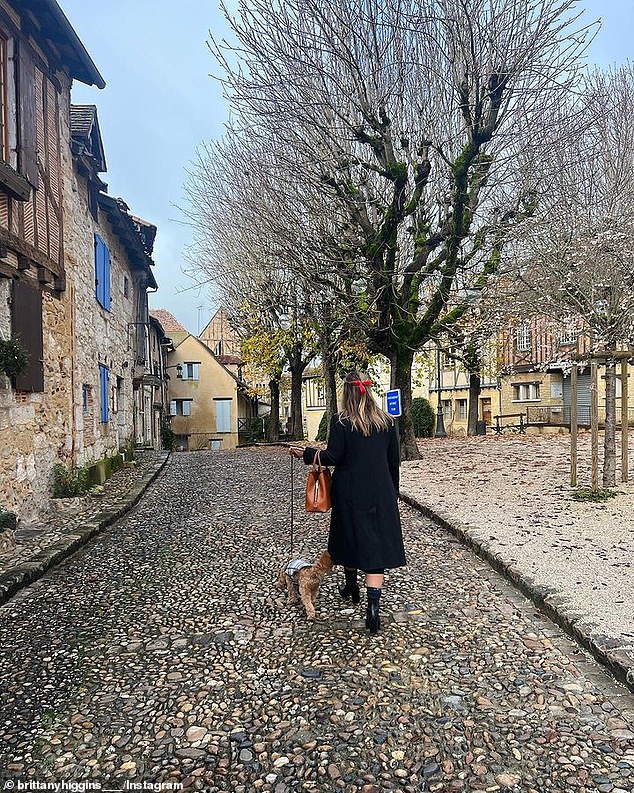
[570,364,578,488]
[591,360,599,492]
[622,358,629,483]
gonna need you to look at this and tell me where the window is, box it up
[305,378,326,408]
[123,276,130,299]
[99,365,109,423]
[557,328,578,346]
[442,399,453,418]
[513,382,540,401]
[82,385,92,414]
[11,279,44,392]
[457,399,468,421]
[515,323,531,352]
[181,362,201,381]
[0,34,8,162]
[94,234,111,310]
[0,37,37,197]
[215,398,232,432]
[169,399,193,416]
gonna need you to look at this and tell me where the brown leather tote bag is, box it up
[305,450,332,512]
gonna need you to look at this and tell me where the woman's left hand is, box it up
[288,446,304,459]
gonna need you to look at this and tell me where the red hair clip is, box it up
[349,379,372,394]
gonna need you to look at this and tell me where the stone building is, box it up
[0,0,104,521]
[67,104,159,458]
[0,2,164,523]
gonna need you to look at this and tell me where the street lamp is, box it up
[165,363,183,379]
[435,344,447,438]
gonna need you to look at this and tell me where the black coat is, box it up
[303,414,406,571]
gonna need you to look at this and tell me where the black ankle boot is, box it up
[365,587,381,634]
[338,568,360,604]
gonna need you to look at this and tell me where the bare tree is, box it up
[202,0,592,458]
[507,65,634,486]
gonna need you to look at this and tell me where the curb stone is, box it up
[399,491,634,694]
[0,453,170,607]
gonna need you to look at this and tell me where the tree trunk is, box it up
[266,378,280,442]
[603,357,617,487]
[390,348,421,461]
[467,371,481,435]
[288,363,305,440]
[321,343,339,439]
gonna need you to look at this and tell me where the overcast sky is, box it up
[59,0,634,335]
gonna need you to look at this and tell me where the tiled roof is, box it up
[70,104,106,172]
[70,104,95,138]
[216,354,244,366]
[150,309,189,334]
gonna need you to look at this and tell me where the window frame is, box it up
[515,323,531,352]
[182,362,201,381]
[169,399,193,417]
[82,384,91,414]
[99,364,109,423]
[0,33,8,163]
[513,382,541,402]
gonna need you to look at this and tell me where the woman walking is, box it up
[289,372,406,633]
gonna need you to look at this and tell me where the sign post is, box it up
[386,389,402,417]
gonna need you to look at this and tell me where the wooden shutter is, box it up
[99,364,109,423]
[215,399,231,432]
[182,400,192,416]
[169,400,177,416]
[17,44,38,189]
[11,279,44,392]
[103,243,111,309]
[94,234,111,309]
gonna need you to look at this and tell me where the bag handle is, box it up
[312,450,324,474]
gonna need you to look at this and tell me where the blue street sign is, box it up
[386,388,402,417]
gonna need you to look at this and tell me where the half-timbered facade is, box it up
[0,1,104,520]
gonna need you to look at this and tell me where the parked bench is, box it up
[493,413,527,434]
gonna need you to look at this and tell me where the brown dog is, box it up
[276,550,333,620]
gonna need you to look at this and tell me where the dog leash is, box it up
[289,450,294,556]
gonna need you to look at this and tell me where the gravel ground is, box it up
[400,434,634,665]
[1,448,634,792]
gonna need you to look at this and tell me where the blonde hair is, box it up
[339,372,393,436]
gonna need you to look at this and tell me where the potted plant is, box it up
[0,336,29,379]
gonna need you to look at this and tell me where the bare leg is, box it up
[365,573,384,589]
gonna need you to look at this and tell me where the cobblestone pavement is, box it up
[0,451,166,576]
[1,448,634,793]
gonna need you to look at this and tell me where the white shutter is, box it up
[182,400,192,416]
[192,363,200,380]
[215,399,231,432]
[169,400,177,416]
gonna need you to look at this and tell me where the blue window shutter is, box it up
[99,365,109,423]
[94,235,111,310]
[103,243,111,309]
[94,235,102,305]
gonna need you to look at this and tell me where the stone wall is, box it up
[62,102,145,467]
[0,70,75,523]
[0,74,153,523]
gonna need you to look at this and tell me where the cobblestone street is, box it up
[1,448,634,793]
